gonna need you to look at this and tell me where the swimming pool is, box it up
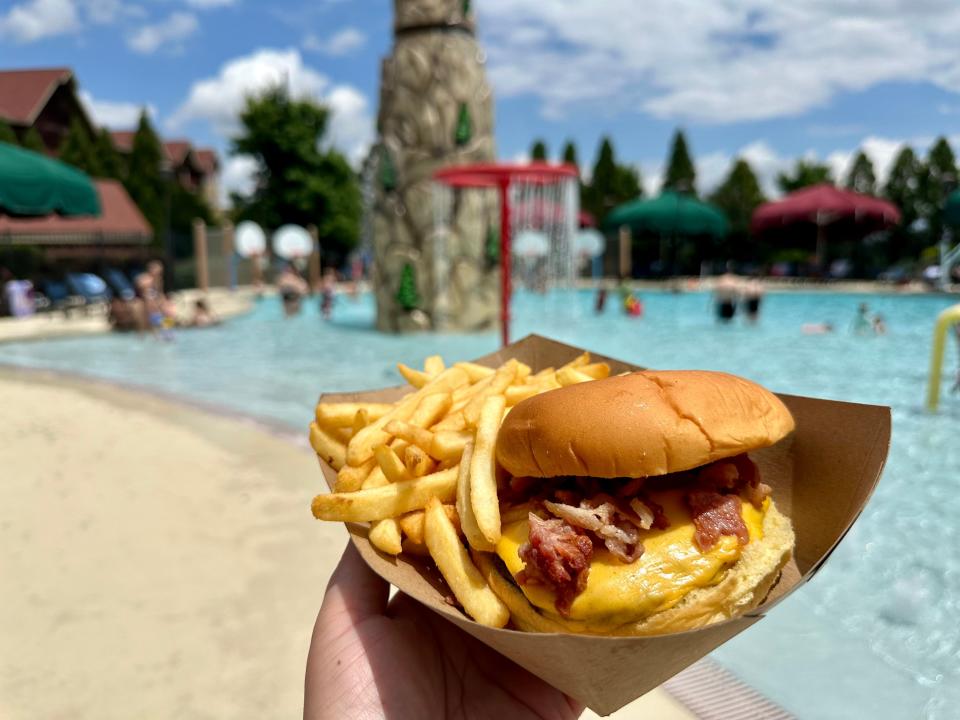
[2,289,959,719]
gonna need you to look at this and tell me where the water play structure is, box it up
[925,302,960,411]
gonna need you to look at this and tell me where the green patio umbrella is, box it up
[606,190,728,236]
[0,141,100,217]
[945,188,960,226]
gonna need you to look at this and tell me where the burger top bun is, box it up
[496,370,795,479]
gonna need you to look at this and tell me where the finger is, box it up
[322,541,390,621]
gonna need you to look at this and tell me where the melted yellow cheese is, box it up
[496,490,766,624]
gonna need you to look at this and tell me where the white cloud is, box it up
[302,27,366,56]
[221,154,258,204]
[479,0,960,123]
[0,0,80,42]
[127,11,197,54]
[78,90,156,129]
[168,48,374,164]
[81,0,143,24]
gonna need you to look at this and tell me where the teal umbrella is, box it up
[606,190,728,237]
[0,141,100,217]
[945,188,960,226]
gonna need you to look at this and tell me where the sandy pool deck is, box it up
[0,370,694,720]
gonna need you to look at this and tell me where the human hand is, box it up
[305,542,584,720]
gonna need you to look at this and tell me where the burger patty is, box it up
[509,454,771,616]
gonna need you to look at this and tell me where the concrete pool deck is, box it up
[0,368,699,719]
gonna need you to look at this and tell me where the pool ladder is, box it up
[926,303,960,411]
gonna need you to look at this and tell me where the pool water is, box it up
[3,289,959,719]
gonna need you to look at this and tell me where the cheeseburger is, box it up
[490,369,796,635]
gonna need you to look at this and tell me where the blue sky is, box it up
[4,0,960,200]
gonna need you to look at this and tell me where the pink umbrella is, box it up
[751,184,901,269]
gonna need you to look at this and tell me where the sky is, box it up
[3,0,960,202]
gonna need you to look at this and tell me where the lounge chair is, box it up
[103,267,136,300]
[38,279,86,317]
[65,273,112,314]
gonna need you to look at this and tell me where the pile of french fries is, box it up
[310,352,610,628]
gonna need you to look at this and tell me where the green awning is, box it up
[0,141,100,217]
[606,190,728,237]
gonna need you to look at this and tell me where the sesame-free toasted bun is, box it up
[496,370,795,479]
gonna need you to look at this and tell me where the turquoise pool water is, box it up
[2,289,959,719]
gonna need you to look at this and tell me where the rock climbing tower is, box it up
[370,0,497,332]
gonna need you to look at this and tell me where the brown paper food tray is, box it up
[315,334,891,715]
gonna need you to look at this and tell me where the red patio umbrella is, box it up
[751,184,901,269]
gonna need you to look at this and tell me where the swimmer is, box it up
[852,302,872,334]
[320,267,336,320]
[802,322,834,335]
[872,314,887,335]
[743,278,764,324]
[595,287,608,314]
[714,262,740,323]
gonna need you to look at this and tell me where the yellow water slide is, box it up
[926,303,960,411]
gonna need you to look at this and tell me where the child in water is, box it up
[624,293,644,317]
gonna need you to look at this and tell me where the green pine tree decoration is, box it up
[396,262,421,311]
[379,145,397,192]
[454,103,472,147]
[485,225,499,268]
[0,120,17,145]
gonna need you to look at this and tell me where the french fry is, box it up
[347,394,418,466]
[463,361,516,426]
[578,362,611,380]
[432,412,466,432]
[404,444,437,477]
[424,498,509,628]
[386,420,434,450]
[333,426,353,444]
[316,402,393,429]
[408,392,452,429]
[400,504,459,545]
[368,518,403,555]
[309,422,346,470]
[352,408,369,435]
[560,351,590,370]
[515,362,532,382]
[532,366,555,380]
[555,366,594,387]
[454,361,495,382]
[431,430,472,461]
[311,466,459,522]
[374,444,413,484]
[473,551,568,633]
[469,395,506,544]
[361,465,387,490]
[456,440,494,551]
[398,363,431,388]
[450,374,494,412]
[500,503,535,526]
[335,457,375,492]
[423,355,445,376]
[505,384,540,406]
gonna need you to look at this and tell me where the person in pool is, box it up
[852,302,873,334]
[714,262,741,323]
[320,267,336,320]
[743,278,764,324]
[277,264,308,317]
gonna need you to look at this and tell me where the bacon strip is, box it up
[543,495,648,562]
[517,513,593,616]
[686,491,749,551]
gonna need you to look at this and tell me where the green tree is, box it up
[776,159,833,194]
[0,120,17,144]
[883,146,923,263]
[58,116,101,176]
[662,129,696,194]
[845,151,876,195]
[94,129,124,180]
[231,85,361,262]
[582,137,642,227]
[124,110,166,239]
[561,140,578,169]
[918,136,957,247]
[395,262,421,311]
[21,127,46,153]
[530,139,548,161]
[708,158,766,237]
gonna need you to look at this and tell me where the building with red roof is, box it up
[0,67,94,152]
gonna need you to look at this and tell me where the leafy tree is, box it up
[883,146,923,261]
[0,120,17,144]
[561,140,578,169]
[845,151,876,195]
[662,129,696,194]
[230,85,361,262]
[530,139,548,161]
[94,129,125,180]
[58,116,101,176]
[582,136,641,227]
[124,110,166,239]
[21,127,46,153]
[708,158,766,237]
[776,159,833,194]
[918,136,957,247]
[396,262,421,311]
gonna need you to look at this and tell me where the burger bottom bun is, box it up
[483,500,794,637]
